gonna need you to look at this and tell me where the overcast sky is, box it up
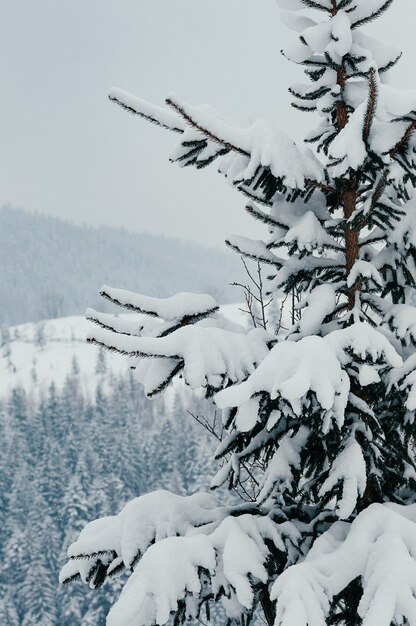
[1,0,415,247]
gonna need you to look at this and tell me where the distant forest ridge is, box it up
[0,206,242,326]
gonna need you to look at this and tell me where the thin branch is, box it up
[109,92,184,133]
[166,97,249,157]
[242,257,261,291]
[257,263,268,330]
[305,178,336,194]
[276,292,290,334]
[363,68,377,143]
[187,410,221,441]
[389,120,416,156]
[241,461,260,488]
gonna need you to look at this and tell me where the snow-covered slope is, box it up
[0,305,248,400]
[0,316,125,399]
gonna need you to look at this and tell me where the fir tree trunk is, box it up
[344,186,359,310]
[336,65,360,311]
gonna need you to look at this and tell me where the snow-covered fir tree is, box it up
[62,2,416,626]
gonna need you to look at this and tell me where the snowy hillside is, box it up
[0,305,248,400]
[0,316,126,399]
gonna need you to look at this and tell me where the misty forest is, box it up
[3,2,416,626]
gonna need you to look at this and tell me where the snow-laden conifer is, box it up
[62,2,416,626]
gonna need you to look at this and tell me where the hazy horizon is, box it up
[2,0,415,246]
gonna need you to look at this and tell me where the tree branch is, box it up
[165,97,249,157]
[363,69,377,143]
[167,96,335,195]
[389,120,416,156]
[305,178,336,194]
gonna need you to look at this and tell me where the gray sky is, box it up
[1,0,414,247]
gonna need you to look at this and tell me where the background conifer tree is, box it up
[62,2,416,626]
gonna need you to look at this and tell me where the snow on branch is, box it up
[60,491,224,585]
[225,236,284,266]
[382,303,416,348]
[62,493,296,626]
[86,308,149,337]
[106,514,290,626]
[165,95,250,158]
[272,503,416,626]
[289,284,337,339]
[271,255,344,294]
[215,335,349,431]
[318,438,367,519]
[109,87,327,199]
[99,285,219,322]
[283,211,342,253]
[390,352,416,416]
[106,534,216,626]
[326,322,403,369]
[87,323,273,395]
[256,427,310,504]
[166,94,324,191]
[109,88,185,133]
[245,201,289,230]
[279,0,395,29]
[353,32,402,74]
[349,0,394,30]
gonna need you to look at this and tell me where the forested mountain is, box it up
[0,316,221,625]
[0,206,241,326]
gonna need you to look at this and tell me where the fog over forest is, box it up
[0,206,242,327]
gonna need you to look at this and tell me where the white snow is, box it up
[235,396,262,433]
[215,335,350,430]
[257,427,310,503]
[166,94,324,190]
[301,11,352,59]
[0,316,128,400]
[272,503,416,626]
[353,32,401,74]
[100,285,219,321]
[290,285,336,338]
[280,12,316,34]
[330,104,367,175]
[383,303,416,347]
[226,235,282,265]
[319,438,367,519]
[347,260,383,289]
[65,490,223,569]
[107,534,216,626]
[326,322,403,369]
[0,305,247,400]
[284,212,340,252]
[109,88,185,132]
[64,500,291,626]
[88,324,272,394]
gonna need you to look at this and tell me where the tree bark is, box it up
[336,69,360,311]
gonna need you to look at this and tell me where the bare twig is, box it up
[232,259,272,331]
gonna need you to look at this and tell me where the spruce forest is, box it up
[0,366,216,625]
